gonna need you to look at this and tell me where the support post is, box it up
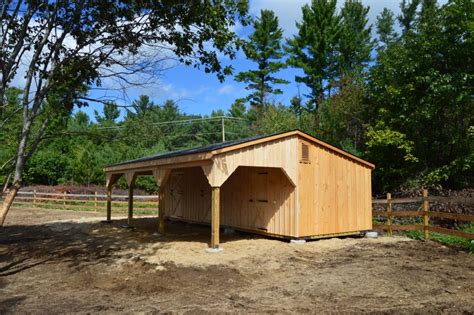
[128,182,134,226]
[211,186,220,249]
[33,189,37,206]
[152,169,171,234]
[423,189,429,241]
[158,187,165,235]
[63,191,66,208]
[106,185,112,222]
[94,191,98,211]
[387,193,392,237]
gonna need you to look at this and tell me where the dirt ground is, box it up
[0,208,473,314]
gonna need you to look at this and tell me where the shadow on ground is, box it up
[1,211,473,313]
[0,217,255,276]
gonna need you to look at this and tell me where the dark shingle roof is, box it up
[107,130,292,168]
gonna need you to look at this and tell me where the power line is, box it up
[95,116,248,130]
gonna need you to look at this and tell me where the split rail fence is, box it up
[1,191,159,215]
[372,189,474,240]
[2,189,473,240]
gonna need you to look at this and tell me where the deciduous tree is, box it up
[0,1,249,225]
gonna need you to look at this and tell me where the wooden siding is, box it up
[164,166,296,237]
[165,167,212,222]
[297,137,372,237]
[203,136,299,187]
[221,166,296,236]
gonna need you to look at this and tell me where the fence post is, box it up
[423,189,429,241]
[94,191,98,211]
[387,193,392,237]
[63,191,66,208]
[33,189,37,206]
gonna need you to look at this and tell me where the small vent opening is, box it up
[301,143,309,162]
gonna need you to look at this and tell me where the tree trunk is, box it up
[0,119,30,226]
[0,180,20,226]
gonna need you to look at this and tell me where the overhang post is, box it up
[153,169,171,235]
[125,172,136,227]
[210,186,221,249]
[158,187,166,235]
[104,173,121,223]
[106,185,112,222]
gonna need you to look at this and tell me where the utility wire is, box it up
[95,116,248,130]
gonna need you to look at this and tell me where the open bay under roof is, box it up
[102,129,375,250]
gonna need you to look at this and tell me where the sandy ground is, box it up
[0,207,473,314]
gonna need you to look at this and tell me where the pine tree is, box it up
[337,0,373,76]
[287,0,342,111]
[376,8,397,47]
[128,95,155,118]
[236,10,288,108]
[94,102,120,123]
[398,0,421,33]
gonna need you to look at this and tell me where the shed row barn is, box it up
[104,130,375,249]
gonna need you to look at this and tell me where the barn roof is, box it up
[105,129,375,171]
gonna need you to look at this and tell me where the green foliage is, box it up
[0,88,22,175]
[368,0,474,191]
[94,102,120,123]
[2,0,472,197]
[24,149,68,186]
[287,0,342,110]
[406,223,474,253]
[315,77,366,155]
[338,0,373,75]
[287,0,373,110]
[236,10,289,108]
[0,1,251,197]
[376,8,398,47]
[398,0,421,33]
[252,104,299,134]
[365,123,419,191]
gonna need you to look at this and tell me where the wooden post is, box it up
[128,182,134,226]
[387,193,392,237]
[106,185,112,222]
[158,187,165,235]
[33,189,37,206]
[63,191,66,208]
[153,169,170,235]
[423,189,429,241]
[211,186,220,248]
[94,191,98,211]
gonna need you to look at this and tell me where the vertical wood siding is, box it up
[298,138,373,237]
[164,166,296,236]
[165,167,211,223]
[221,166,296,236]
[204,136,299,187]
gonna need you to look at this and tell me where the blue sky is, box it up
[85,0,444,120]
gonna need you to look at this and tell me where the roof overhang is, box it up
[104,130,374,174]
[104,152,213,174]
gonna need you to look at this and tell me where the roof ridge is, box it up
[105,129,375,170]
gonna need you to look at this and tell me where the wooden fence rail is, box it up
[372,189,474,240]
[1,191,159,214]
[1,190,473,240]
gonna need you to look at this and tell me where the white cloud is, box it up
[217,84,236,95]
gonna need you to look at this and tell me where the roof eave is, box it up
[104,152,213,173]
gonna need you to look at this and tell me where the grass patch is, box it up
[406,223,474,253]
[12,202,158,215]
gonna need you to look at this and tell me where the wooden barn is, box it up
[104,130,375,249]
